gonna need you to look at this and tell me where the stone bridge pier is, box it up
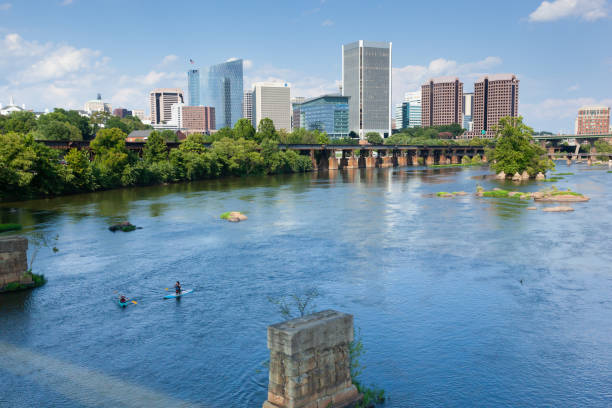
[263,310,361,408]
[0,237,30,291]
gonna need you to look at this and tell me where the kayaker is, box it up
[120,295,127,303]
[174,281,181,295]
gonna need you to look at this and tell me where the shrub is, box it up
[0,223,22,232]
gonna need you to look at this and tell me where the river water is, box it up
[1,163,611,407]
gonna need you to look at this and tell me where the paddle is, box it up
[131,300,138,305]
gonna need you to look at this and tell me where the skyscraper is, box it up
[252,82,291,131]
[421,77,463,127]
[170,103,215,133]
[342,41,392,138]
[243,90,253,123]
[463,92,474,131]
[187,69,201,106]
[473,74,519,136]
[207,59,243,129]
[149,88,184,124]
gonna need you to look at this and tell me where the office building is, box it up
[132,110,146,121]
[113,108,131,118]
[576,106,610,135]
[404,91,422,128]
[149,88,184,125]
[84,94,112,114]
[291,97,306,130]
[463,92,474,131]
[243,91,253,123]
[170,103,215,134]
[187,69,201,106]
[252,82,291,131]
[421,77,463,127]
[342,40,392,138]
[394,103,404,130]
[473,74,519,136]
[293,94,349,138]
[207,59,243,129]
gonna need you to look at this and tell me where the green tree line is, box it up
[0,118,314,201]
[0,109,150,141]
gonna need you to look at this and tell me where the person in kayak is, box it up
[120,295,127,303]
[174,281,182,295]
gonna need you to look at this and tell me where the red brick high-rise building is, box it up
[472,74,519,137]
[575,106,610,135]
[421,77,463,127]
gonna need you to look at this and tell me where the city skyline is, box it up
[0,0,610,132]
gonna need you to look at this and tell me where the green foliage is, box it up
[0,223,22,232]
[0,111,37,134]
[329,137,359,145]
[366,132,383,145]
[553,172,574,176]
[64,148,95,191]
[256,118,276,143]
[482,189,511,198]
[350,328,386,407]
[143,131,168,163]
[234,118,256,141]
[490,116,554,177]
[212,137,264,176]
[34,120,83,141]
[0,132,66,199]
[220,212,231,220]
[594,140,612,160]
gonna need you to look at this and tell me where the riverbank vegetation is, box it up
[0,223,22,232]
[385,123,493,146]
[488,117,554,177]
[0,119,316,201]
[0,271,46,293]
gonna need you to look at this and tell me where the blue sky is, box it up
[0,0,610,132]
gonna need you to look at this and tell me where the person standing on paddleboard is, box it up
[174,281,181,295]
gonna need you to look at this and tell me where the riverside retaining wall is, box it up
[0,236,30,289]
[263,310,361,408]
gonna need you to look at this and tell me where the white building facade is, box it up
[252,82,291,131]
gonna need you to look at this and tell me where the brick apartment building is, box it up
[421,77,463,127]
[472,74,519,137]
[575,106,610,135]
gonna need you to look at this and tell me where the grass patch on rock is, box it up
[0,223,22,232]
[220,212,232,220]
[542,177,564,182]
[553,172,574,176]
[1,272,46,293]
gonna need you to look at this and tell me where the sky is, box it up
[0,0,610,132]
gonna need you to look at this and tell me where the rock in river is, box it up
[542,206,574,212]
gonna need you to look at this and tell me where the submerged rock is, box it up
[527,207,537,210]
[535,194,590,202]
[542,206,574,212]
[109,221,138,232]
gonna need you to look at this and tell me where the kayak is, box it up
[118,301,129,307]
[164,289,193,299]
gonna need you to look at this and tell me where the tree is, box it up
[160,129,177,142]
[348,131,358,139]
[105,116,130,134]
[366,132,383,145]
[143,131,168,163]
[64,148,95,191]
[256,118,276,142]
[1,111,37,134]
[489,116,554,177]
[0,132,65,199]
[233,118,256,141]
[36,120,82,141]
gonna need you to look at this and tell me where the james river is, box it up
[1,163,611,407]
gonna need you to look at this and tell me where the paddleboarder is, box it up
[174,281,182,295]
[120,295,127,303]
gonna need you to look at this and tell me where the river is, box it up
[1,163,611,407]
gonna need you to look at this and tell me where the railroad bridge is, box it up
[39,140,488,170]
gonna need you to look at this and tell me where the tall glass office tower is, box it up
[207,59,244,129]
[294,95,349,138]
[342,41,392,139]
[187,69,200,106]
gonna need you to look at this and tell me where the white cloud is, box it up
[528,0,608,22]
[521,97,612,131]
[61,0,74,5]
[161,54,178,65]
[245,65,339,98]
[321,19,334,26]
[392,56,503,105]
[243,59,253,70]
[567,84,580,91]
[0,3,11,11]
[0,32,187,112]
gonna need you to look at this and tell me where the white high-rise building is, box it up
[252,82,291,131]
[394,103,403,130]
[404,91,422,128]
[149,88,184,125]
[342,40,392,138]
